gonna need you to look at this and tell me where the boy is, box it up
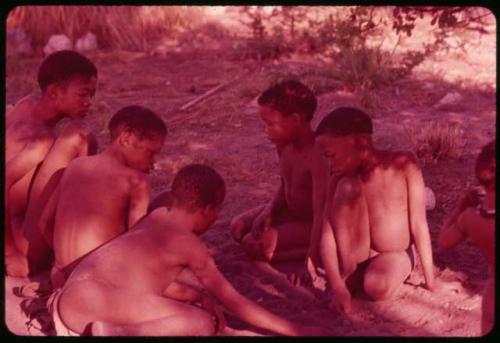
[315,107,438,313]
[230,80,328,281]
[50,164,330,336]
[5,50,98,277]
[43,105,167,288]
[438,140,495,335]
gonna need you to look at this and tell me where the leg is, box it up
[5,218,29,277]
[27,121,96,207]
[362,251,413,301]
[24,169,65,274]
[59,279,216,336]
[229,205,266,243]
[242,220,311,262]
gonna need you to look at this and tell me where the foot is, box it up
[88,321,113,336]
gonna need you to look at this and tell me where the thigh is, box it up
[233,205,267,229]
[59,279,206,334]
[363,251,413,290]
[274,220,312,251]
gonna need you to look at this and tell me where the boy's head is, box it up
[257,80,317,145]
[171,164,226,233]
[38,50,98,118]
[315,107,373,175]
[476,140,496,191]
[108,105,167,173]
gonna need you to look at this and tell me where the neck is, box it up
[32,96,63,127]
[358,147,379,176]
[165,207,200,233]
[291,126,314,150]
[102,144,128,166]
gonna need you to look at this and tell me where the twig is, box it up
[180,81,231,112]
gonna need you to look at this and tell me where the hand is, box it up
[200,296,226,334]
[427,278,463,294]
[251,212,272,240]
[329,286,352,315]
[289,256,324,288]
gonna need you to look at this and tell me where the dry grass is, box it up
[405,121,466,165]
[7,6,205,51]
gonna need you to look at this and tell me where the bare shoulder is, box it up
[384,150,420,173]
[127,170,150,191]
[333,175,363,203]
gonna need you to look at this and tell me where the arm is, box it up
[189,244,302,336]
[438,211,467,250]
[406,159,435,291]
[305,150,331,273]
[251,180,287,237]
[127,175,151,229]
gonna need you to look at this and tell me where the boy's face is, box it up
[123,133,165,173]
[195,204,222,234]
[53,76,97,118]
[316,134,362,176]
[259,106,300,145]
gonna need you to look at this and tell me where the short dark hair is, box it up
[315,107,373,137]
[476,140,496,187]
[38,50,98,91]
[171,164,226,212]
[258,80,317,122]
[108,105,167,141]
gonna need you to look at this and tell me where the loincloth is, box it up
[47,288,79,336]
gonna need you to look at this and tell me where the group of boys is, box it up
[5,50,495,336]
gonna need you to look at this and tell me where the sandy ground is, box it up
[4,11,496,337]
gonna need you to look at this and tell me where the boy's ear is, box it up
[117,130,133,147]
[46,84,60,100]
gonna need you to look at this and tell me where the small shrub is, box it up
[405,121,466,164]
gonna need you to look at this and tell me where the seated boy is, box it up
[230,80,328,277]
[50,164,330,336]
[43,105,167,288]
[5,50,98,277]
[438,140,495,335]
[315,107,438,313]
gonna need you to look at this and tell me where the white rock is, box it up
[43,34,73,56]
[75,32,98,53]
[425,186,436,211]
[435,92,463,108]
[7,28,33,56]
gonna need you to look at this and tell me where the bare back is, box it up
[279,144,314,220]
[66,209,208,295]
[53,153,148,268]
[361,152,415,253]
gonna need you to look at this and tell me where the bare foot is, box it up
[88,321,113,336]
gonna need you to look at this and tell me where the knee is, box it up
[241,230,276,262]
[191,310,217,336]
[58,123,97,155]
[363,274,395,301]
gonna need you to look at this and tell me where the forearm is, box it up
[413,226,435,289]
[320,219,348,292]
[225,291,298,336]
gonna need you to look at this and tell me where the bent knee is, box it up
[363,274,397,301]
[190,309,216,336]
[57,123,97,155]
[241,231,276,262]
